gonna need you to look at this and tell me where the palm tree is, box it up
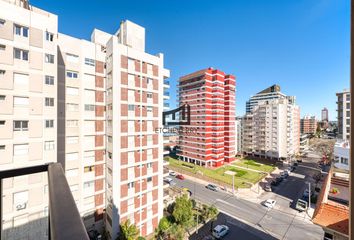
[118,219,139,240]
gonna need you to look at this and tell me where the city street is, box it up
[170,153,325,240]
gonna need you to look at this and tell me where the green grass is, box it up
[232,159,275,173]
[165,157,266,188]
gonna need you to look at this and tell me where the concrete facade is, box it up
[0,0,58,239]
[336,89,350,140]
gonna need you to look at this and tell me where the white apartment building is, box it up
[235,117,242,155]
[336,89,350,140]
[242,97,300,160]
[0,1,169,239]
[333,140,349,171]
[101,21,169,238]
[0,0,58,239]
[245,84,285,113]
[57,33,106,233]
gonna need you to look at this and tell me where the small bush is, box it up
[229,168,247,177]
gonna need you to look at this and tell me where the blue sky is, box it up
[32,0,350,121]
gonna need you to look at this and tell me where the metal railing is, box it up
[0,163,89,240]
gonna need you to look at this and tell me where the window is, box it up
[66,87,79,95]
[66,71,78,79]
[0,70,5,75]
[128,104,135,111]
[13,144,29,156]
[0,145,5,150]
[13,96,29,106]
[14,73,28,86]
[13,191,28,211]
[67,120,78,127]
[66,103,79,112]
[44,141,55,151]
[0,19,5,26]
[147,92,153,98]
[147,78,153,85]
[45,97,54,107]
[14,48,28,61]
[85,104,95,111]
[0,120,5,126]
[66,168,78,177]
[147,177,152,182]
[45,75,54,85]
[13,121,28,131]
[84,58,95,66]
[127,182,135,189]
[45,31,54,42]
[147,106,153,113]
[66,152,78,161]
[67,136,79,144]
[0,95,5,100]
[45,54,54,63]
[84,165,95,173]
[83,180,94,189]
[66,53,79,63]
[70,184,79,193]
[0,44,5,50]
[14,25,28,37]
[45,120,54,128]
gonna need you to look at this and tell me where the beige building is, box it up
[57,33,106,232]
[0,0,58,239]
[336,89,350,140]
[0,1,169,239]
[300,115,317,135]
[242,97,300,160]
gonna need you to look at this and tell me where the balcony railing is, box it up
[0,163,89,240]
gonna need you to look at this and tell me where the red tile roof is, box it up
[313,200,349,236]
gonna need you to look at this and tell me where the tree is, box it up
[207,205,219,232]
[119,219,139,240]
[166,223,185,240]
[172,195,193,226]
[155,217,171,240]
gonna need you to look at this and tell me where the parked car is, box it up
[280,171,289,179]
[276,176,283,182]
[293,162,298,166]
[206,184,218,192]
[262,199,276,209]
[271,180,279,186]
[295,199,308,212]
[212,225,229,239]
[264,185,272,192]
[164,177,173,184]
[176,174,185,180]
[169,171,177,177]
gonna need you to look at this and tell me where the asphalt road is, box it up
[171,153,324,240]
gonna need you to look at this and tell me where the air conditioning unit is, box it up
[16,202,27,211]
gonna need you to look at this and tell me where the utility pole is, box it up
[308,182,311,212]
[232,174,235,195]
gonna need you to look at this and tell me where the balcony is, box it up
[0,163,89,240]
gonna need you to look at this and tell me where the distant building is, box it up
[300,134,310,153]
[336,89,350,140]
[321,107,329,121]
[178,68,236,167]
[235,117,242,155]
[333,140,349,171]
[242,86,300,160]
[245,84,285,113]
[300,115,317,134]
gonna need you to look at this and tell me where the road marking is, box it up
[215,198,244,210]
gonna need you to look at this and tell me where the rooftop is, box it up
[312,166,349,237]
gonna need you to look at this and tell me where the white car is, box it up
[163,177,173,184]
[263,199,276,209]
[212,225,229,239]
[169,171,177,177]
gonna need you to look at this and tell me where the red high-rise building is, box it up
[177,68,236,167]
